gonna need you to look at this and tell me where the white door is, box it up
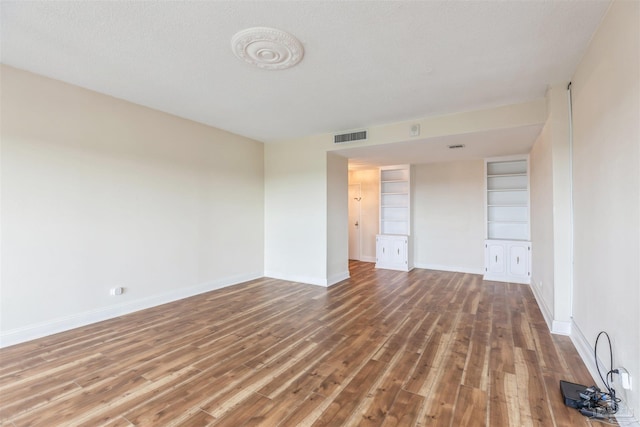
[390,237,406,266]
[486,242,505,275]
[508,243,529,278]
[348,184,362,260]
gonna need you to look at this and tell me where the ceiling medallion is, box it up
[231,27,304,70]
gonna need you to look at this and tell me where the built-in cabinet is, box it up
[379,165,410,235]
[376,165,413,271]
[484,240,531,284]
[484,157,531,283]
[375,234,411,271]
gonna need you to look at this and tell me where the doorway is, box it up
[348,184,362,260]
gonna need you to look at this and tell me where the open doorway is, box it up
[348,183,362,260]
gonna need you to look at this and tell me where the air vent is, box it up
[448,144,465,149]
[334,130,368,144]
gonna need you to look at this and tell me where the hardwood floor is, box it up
[0,261,606,426]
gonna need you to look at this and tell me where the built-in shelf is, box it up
[377,165,413,271]
[484,157,531,284]
[379,165,411,236]
[485,158,530,241]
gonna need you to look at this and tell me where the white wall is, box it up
[529,121,556,321]
[264,140,328,285]
[412,160,485,273]
[529,83,574,335]
[348,168,379,262]
[264,102,544,286]
[1,66,265,346]
[571,0,639,418]
[326,153,349,284]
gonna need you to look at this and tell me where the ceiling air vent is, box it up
[448,144,465,149]
[334,130,368,144]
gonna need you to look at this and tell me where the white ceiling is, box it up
[1,1,610,164]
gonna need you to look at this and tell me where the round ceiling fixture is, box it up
[231,27,304,70]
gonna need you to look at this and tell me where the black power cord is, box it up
[592,331,620,416]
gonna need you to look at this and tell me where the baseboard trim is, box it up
[0,271,263,348]
[529,280,553,331]
[359,256,376,263]
[527,280,572,335]
[327,271,350,287]
[413,263,484,275]
[551,320,572,336]
[264,271,329,287]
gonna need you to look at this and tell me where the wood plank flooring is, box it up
[0,261,606,426]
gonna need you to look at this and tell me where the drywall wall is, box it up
[263,139,328,285]
[529,120,556,320]
[571,0,639,418]
[1,65,265,346]
[529,83,573,335]
[326,153,349,284]
[265,101,545,286]
[348,169,379,262]
[412,160,485,273]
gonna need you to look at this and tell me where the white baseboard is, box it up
[327,271,350,287]
[264,271,329,287]
[413,263,484,275]
[529,279,553,331]
[528,280,571,335]
[359,256,376,263]
[0,271,262,348]
[551,320,572,336]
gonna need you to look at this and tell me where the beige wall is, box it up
[348,168,379,262]
[1,66,265,346]
[529,83,573,334]
[571,0,639,417]
[327,153,349,283]
[530,121,556,318]
[413,160,485,273]
[264,139,328,285]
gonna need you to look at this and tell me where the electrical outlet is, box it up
[621,371,632,390]
[110,287,124,296]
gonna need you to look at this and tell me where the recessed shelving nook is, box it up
[484,156,531,284]
[486,158,529,241]
[380,166,410,236]
[376,165,413,271]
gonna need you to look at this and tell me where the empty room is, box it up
[1,1,638,426]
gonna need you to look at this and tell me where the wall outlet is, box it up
[110,287,124,296]
[621,371,632,390]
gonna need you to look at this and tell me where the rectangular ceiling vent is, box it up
[334,130,368,144]
[448,144,465,149]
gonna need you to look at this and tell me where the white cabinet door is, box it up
[390,238,406,266]
[484,240,531,284]
[486,243,505,275]
[376,235,411,271]
[508,243,529,278]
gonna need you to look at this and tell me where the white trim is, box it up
[551,320,571,336]
[482,273,530,285]
[264,271,329,287]
[413,263,484,275]
[327,271,350,287]
[529,276,553,330]
[359,255,376,263]
[527,276,571,335]
[0,271,263,348]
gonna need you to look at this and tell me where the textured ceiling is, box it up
[1,1,610,146]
